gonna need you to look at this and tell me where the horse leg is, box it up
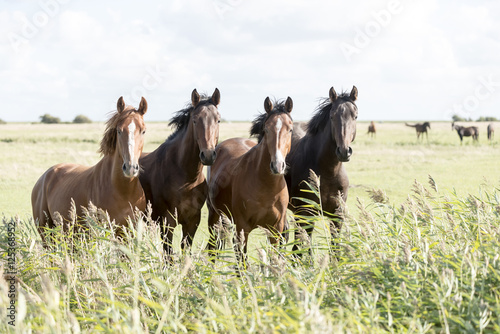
[161,217,175,263]
[233,227,250,271]
[207,206,223,262]
[180,213,201,252]
[291,214,314,258]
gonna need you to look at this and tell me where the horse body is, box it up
[285,86,358,253]
[207,97,293,263]
[139,88,220,257]
[405,122,430,140]
[367,121,376,137]
[488,123,494,141]
[452,122,479,142]
[32,97,148,237]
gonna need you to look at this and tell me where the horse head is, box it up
[115,96,147,178]
[329,86,358,162]
[190,88,221,166]
[262,97,294,175]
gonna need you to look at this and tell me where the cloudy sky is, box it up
[1,0,499,122]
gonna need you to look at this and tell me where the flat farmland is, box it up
[1,121,498,218]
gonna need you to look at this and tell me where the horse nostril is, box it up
[347,147,353,157]
[212,151,217,161]
[122,163,127,172]
[199,151,205,161]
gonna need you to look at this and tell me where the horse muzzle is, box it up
[336,146,352,162]
[200,149,217,166]
[122,162,140,178]
[270,160,286,175]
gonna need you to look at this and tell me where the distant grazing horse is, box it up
[139,88,220,259]
[285,86,358,255]
[452,122,479,143]
[207,97,293,266]
[367,121,376,137]
[32,97,148,240]
[405,122,430,140]
[488,123,494,141]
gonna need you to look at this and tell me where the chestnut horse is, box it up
[405,122,430,140]
[32,97,148,240]
[367,121,376,137]
[452,122,479,143]
[207,97,293,266]
[139,88,221,259]
[285,86,358,255]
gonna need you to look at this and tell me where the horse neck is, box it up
[98,151,140,194]
[249,140,285,187]
[171,126,204,181]
[310,125,342,169]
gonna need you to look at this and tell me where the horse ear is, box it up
[191,89,201,107]
[285,97,293,113]
[138,97,148,115]
[212,88,220,106]
[264,97,273,114]
[329,87,337,103]
[117,96,126,113]
[350,86,358,101]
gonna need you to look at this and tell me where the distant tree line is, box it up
[39,114,92,124]
[452,114,498,122]
[0,118,6,124]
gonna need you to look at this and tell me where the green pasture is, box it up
[1,121,500,332]
[0,121,498,218]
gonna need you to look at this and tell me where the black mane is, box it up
[250,99,293,143]
[167,94,215,141]
[307,92,354,135]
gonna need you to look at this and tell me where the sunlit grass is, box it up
[1,178,500,332]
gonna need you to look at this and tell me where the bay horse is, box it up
[452,122,479,143]
[488,123,494,141]
[32,97,148,240]
[405,122,430,140]
[367,121,376,137]
[285,86,358,255]
[207,97,293,266]
[139,88,221,259]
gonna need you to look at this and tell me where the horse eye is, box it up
[142,130,146,135]
[217,120,221,124]
[117,129,122,135]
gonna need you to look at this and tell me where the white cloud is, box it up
[0,0,499,123]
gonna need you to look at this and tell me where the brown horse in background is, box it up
[139,88,220,259]
[207,97,293,266]
[452,122,479,143]
[367,121,376,137]
[405,122,430,140]
[285,86,358,255]
[488,123,494,141]
[32,97,148,240]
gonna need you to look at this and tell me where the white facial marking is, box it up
[274,117,285,170]
[128,121,136,164]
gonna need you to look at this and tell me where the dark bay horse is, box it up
[139,88,221,259]
[405,122,430,140]
[488,123,494,141]
[452,122,479,143]
[367,121,376,137]
[285,86,358,255]
[32,97,148,239]
[207,97,293,266]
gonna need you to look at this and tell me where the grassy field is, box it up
[1,120,500,332]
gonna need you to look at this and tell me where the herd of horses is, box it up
[31,86,359,265]
[366,121,495,143]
